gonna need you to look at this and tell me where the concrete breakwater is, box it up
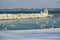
[0,13,48,20]
[0,8,49,20]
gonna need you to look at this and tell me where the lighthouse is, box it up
[44,8,48,16]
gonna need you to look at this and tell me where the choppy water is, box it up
[0,13,60,40]
[0,13,60,30]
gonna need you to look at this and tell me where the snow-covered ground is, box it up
[0,28,60,40]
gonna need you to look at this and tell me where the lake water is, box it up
[0,13,60,30]
[0,13,60,40]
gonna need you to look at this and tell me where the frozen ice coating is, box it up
[0,8,53,19]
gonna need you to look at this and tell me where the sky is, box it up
[0,0,60,8]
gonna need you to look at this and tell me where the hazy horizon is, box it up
[0,0,60,9]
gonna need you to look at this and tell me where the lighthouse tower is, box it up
[44,8,48,16]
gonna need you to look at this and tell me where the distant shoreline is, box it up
[0,8,60,13]
[0,11,60,13]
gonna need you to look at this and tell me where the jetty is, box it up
[0,8,52,20]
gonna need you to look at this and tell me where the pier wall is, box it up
[0,13,48,19]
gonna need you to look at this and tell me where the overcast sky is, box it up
[0,0,60,8]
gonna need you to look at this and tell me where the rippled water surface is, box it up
[0,13,60,40]
[0,13,60,30]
